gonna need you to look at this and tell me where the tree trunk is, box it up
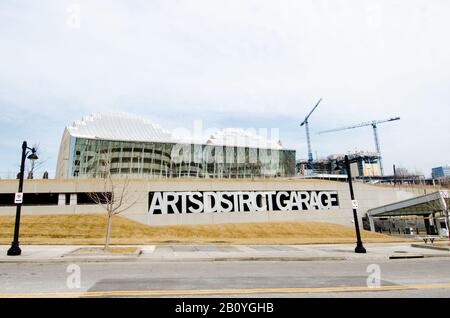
[104,214,113,250]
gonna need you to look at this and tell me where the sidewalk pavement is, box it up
[1,243,450,263]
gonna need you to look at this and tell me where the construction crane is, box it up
[300,98,322,167]
[317,116,400,176]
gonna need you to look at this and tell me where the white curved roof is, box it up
[67,113,284,149]
[67,113,177,143]
[206,128,283,150]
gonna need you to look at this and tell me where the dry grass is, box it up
[0,214,410,245]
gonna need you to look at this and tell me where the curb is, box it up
[3,254,450,263]
[0,257,141,264]
[140,256,348,262]
[411,244,450,252]
[2,252,450,264]
[389,253,424,260]
[423,253,450,258]
[0,255,348,264]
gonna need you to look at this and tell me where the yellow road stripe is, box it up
[1,282,450,298]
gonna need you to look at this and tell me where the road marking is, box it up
[1,282,450,298]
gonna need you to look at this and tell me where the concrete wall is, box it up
[0,178,417,228]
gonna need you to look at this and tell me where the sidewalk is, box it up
[1,243,450,263]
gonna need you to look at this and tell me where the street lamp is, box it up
[7,141,38,256]
[335,155,366,253]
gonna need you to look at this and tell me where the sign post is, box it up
[7,141,38,256]
[345,155,366,254]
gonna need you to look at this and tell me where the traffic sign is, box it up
[14,192,23,204]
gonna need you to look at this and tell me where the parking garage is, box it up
[367,191,449,236]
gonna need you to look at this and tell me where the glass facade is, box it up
[70,137,296,179]
[432,166,450,179]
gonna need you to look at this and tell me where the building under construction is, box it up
[296,151,382,177]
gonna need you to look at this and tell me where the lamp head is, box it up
[27,149,38,161]
[334,160,342,171]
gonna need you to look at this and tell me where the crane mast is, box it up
[371,123,383,174]
[300,98,322,167]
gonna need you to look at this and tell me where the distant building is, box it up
[394,167,411,177]
[296,151,382,177]
[432,166,450,179]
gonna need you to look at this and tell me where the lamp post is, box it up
[7,141,38,256]
[335,156,367,253]
[344,155,366,253]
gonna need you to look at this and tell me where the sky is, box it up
[0,0,449,178]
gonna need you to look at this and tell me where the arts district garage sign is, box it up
[148,191,339,214]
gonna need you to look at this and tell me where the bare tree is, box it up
[87,154,140,249]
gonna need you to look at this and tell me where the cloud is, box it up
[0,0,449,177]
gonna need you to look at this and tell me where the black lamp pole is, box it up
[344,155,366,254]
[7,141,37,256]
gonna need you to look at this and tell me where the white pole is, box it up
[440,190,449,240]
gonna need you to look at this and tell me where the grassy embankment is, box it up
[0,214,410,245]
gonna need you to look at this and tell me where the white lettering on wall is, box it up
[148,191,339,214]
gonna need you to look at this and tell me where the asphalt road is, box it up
[1,258,450,297]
